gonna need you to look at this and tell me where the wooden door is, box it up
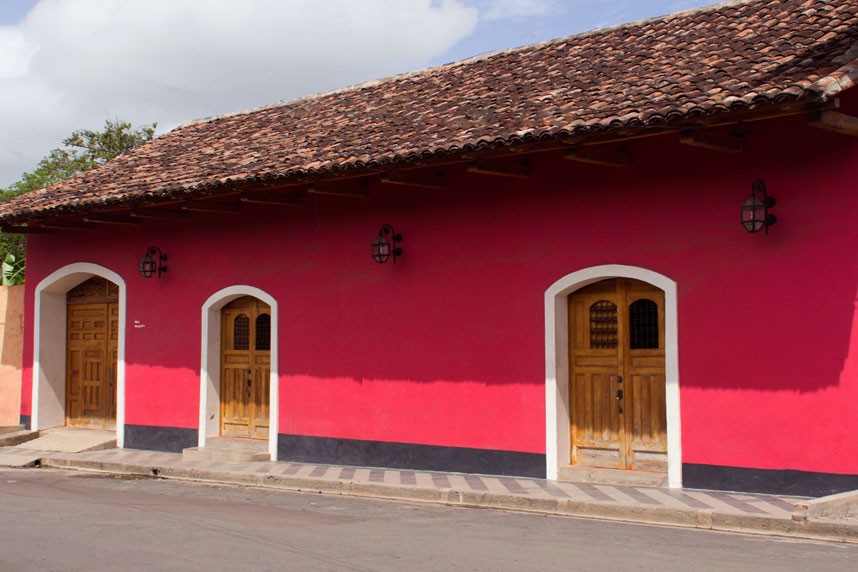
[221,297,271,439]
[66,277,118,429]
[569,278,667,472]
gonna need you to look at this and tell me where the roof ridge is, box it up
[178,0,761,130]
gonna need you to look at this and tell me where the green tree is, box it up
[3,119,156,198]
[0,119,157,284]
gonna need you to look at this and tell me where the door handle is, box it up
[616,389,624,414]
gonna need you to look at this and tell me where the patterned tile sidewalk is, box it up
[33,448,803,516]
[5,447,857,543]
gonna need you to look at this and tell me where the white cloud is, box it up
[481,0,559,20]
[0,0,479,186]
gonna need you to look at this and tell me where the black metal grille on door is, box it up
[629,299,659,349]
[255,314,271,351]
[589,300,618,349]
[233,315,250,350]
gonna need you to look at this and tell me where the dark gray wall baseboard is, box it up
[124,424,197,453]
[683,463,858,497]
[279,434,546,478]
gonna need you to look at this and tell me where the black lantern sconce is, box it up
[371,224,403,264]
[139,246,167,278]
[741,179,777,234]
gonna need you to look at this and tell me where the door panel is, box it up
[569,278,667,471]
[107,303,118,423]
[220,297,271,439]
[569,293,625,468]
[66,277,119,429]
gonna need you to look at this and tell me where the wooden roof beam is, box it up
[40,220,97,230]
[240,192,303,206]
[380,171,445,189]
[808,110,858,137]
[564,146,629,167]
[130,208,189,220]
[83,213,141,225]
[0,225,54,235]
[680,129,743,153]
[467,159,531,178]
[181,200,241,213]
[238,181,312,194]
[308,180,370,197]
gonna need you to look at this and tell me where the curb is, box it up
[38,456,858,544]
[794,489,858,521]
[0,430,40,448]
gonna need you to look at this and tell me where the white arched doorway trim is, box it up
[32,262,127,446]
[200,285,279,460]
[545,264,682,488]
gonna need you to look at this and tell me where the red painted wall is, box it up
[20,90,858,473]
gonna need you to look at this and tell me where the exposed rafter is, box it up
[238,181,312,194]
[467,160,531,179]
[240,192,303,206]
[181,200,241,213]
[130,208,189,220]
[83,214,141,225]
[308,180,371,197]
[0,225,53,235]
[380,171,445,189]
[40,220,96,230]
[808,110,858,137]
[564,146,630,167]
[679,130,743,153]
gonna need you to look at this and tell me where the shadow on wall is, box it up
[27,119,858,400]
[0,285,24,425]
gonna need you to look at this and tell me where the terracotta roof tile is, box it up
[2,0,857,222]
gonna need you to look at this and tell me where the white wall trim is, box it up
[32,262,127,447]
[544,265,682,488]
[200,285,279,460]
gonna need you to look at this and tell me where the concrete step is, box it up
[18,427,116,453]
[557,465,668,488]
[0,425,25,435]
[0,448,41,468]
[183,437,270,462]
[0,429,39,448]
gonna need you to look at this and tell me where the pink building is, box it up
[2,0,857,496]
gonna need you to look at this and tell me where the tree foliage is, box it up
[2,119,156,198]
[0,119,157,284]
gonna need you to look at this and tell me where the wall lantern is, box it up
[741,179,777,234]
[371,224,403,264]
[139,246,167,278]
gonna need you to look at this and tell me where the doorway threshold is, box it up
[183,436,270,463]
[558,465,668,488]
[17,427,116,454]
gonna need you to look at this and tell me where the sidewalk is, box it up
[5,446,858,544]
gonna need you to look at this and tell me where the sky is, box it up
[0,0,715,188]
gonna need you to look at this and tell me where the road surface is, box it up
[0,468,854,571]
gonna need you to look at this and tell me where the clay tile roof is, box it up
[2,0,857,222]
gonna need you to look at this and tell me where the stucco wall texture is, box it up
[0,285,24,425]
[18,94,858,476]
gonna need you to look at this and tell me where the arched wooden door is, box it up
[568,278,667,472]
[221,297,271,439]
[66,276,118,429]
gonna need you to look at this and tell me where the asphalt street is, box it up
[0,468,855,572]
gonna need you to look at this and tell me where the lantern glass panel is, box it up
[139,255,156,278]
[371,235,391,263]
[741,195,765,233]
